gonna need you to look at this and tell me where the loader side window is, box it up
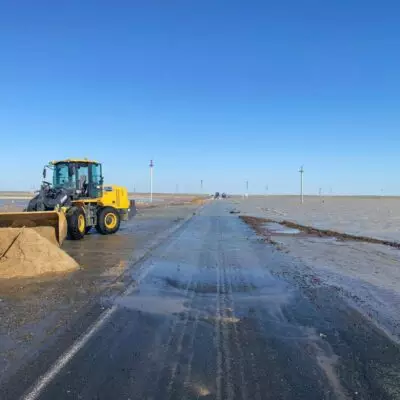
[91,163,102,185]
[76,165,89,196]
[89,163,102,198]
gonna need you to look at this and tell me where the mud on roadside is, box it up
[240,215,400,248]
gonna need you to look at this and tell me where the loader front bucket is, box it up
[0,211,67,246]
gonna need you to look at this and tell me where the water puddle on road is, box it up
[116,292,187,315]
[304,236,340,244]
[263,222,301,235]
[114,259,295,319]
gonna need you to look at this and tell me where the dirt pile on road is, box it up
[0,228,78,279]
[190,197,207,205]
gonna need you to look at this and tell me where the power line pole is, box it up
[200,179,203,193]
[149,160,154,203]
[246,180,249,198]
[299,165,304,204]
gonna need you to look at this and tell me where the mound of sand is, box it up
[0,228,78,279]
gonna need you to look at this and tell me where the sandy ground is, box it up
[0,203,199,386]
[238,195,400,242]
[235,196,400,343]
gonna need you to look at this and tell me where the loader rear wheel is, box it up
[95,206,120,235]
[67,207,86,240]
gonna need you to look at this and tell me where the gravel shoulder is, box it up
[0,203,198,386]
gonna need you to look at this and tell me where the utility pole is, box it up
[246,180,249,198]
[299,165,304,204]
[265,184,269,195]
[149,160,154,203]
[200,179,203,193]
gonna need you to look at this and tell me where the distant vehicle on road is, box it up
[221,193,227,199]
[214,192,220,199]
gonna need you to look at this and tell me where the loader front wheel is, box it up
[67,207,86,240]
[96,206,120,235]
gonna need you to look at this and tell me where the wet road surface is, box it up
[0,204,197,393]
[21,202,400,399]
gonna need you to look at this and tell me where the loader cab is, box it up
[51,159,104,199]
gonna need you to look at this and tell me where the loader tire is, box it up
[95,206,120,235]
[26,195,43,211]
[67,207,86,240]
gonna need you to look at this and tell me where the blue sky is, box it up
[1,1,399,194]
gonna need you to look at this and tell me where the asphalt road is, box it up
[18,201,400,399]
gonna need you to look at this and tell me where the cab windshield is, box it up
[53,163,75,189]
[52,162,102,197]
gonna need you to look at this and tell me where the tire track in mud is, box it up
[216,217,250,400]
[219,220,257,400]
[223,256,252,400]
[146,211,212,399]
[165,214,218,399]
[182,231,216,399]
[214,219,223,400]
[219,261,234,400]
[146,273,194,400]
[225,237,300,399]
[182,308,201,398]
[166,280,198,399]
[230,249,280,398]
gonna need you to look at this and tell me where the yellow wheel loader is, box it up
[0,159,133,245]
